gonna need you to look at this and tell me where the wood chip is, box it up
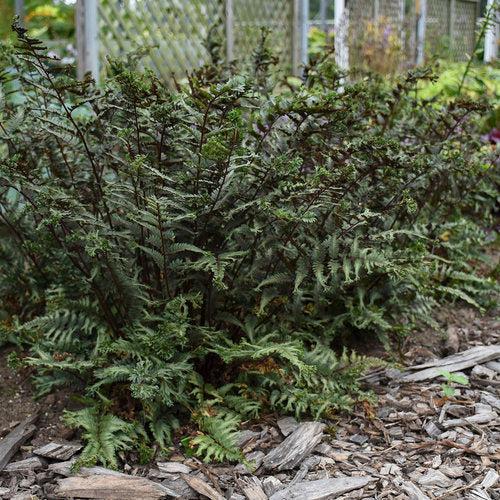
[156,461,192,475]
[47,459,77,477]
[480,469,499,490]
[402,346,500,382]
[471,365,497,379]
[481,393,500,412]
[269,476,374,500]
[444,326,460,355]
[469,489,492,500]
[349,434,369,445]
[34,441,82,460]
[4,456,45,473]
[262,477,283,497]
[236,430,260,448]
[181,473,225,500]
[48,461,130,478]
[439,465,464,478]
[235,451,265,474]
[262,422,325,472]
[276,417,299,437]
[401,481,430,500]
[238,477,268,500]
[0,414,38,471]
[417,469,453,487]
[54,474,176,499]
[442,411,498,428]
[159,475,198,499]
[484,360,500,373]
[423,421,442,438]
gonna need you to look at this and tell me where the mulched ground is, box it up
[0,303,498,499]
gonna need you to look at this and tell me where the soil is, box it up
[0,347,76,448]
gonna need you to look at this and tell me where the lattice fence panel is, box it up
[232,0,294,73]
[98,0,225,82]
[425,0,479,60]
[378,0,406,65]
[90,0,481,83]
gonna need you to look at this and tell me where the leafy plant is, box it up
[439,370,469,398]
[308,26,334,61]
[0,24,497,466]
[350,16,404,75]
[64,408,137,469]
[456,0,499,95]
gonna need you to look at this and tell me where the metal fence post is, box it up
[76,0,99,82]
[484,0,499,62]
[416,0,427,64]
[300,0,310,69]
[320,0,328,32]
[225,0,234,62]
[334,0,348,70]
[14,0,25,24]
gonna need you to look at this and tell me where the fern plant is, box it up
[64,408,137,469]
[0,24,497,466]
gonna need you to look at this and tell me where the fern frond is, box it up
[191,414,244,463]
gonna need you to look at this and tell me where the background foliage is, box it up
[0,1,75,42]
[0,25,498,466]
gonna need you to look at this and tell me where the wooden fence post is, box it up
[225,0,234,62]
[484,0,498,62]
[416,0,427,64]
[76,0,99,82]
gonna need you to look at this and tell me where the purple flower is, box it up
[482,128,500,145]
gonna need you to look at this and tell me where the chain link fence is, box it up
[341,0,481,73]
[426,0,480,60]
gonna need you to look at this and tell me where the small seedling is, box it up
[439,370,469,397]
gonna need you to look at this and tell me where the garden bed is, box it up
[1,22,499,499]
[1,301,498,499]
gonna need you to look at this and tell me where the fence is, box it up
[424,0,481,60]
[330,0,484,72]
[77,0,301,82]
[73,0,497,82]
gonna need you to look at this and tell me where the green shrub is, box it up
[0,25,497,465]
[416,61,500,132]
[417,61,500,102]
